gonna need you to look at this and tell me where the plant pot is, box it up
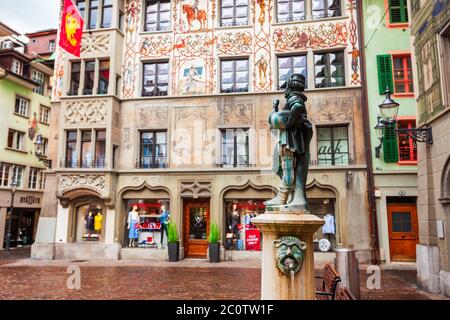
[209,243,220,263]
[168,241,179,262]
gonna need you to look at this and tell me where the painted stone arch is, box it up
[441,155,450,204]
[69,195,106,243]
[116,182,172,244]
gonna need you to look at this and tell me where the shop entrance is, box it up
[3,209,37,248]
[387,203,418,262]
[184,199,210,258]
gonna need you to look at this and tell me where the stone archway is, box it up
[440,155,450,205]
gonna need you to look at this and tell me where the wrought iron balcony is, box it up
[136,156,168,169]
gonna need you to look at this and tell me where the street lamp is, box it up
[374,87,433,159]
[5,178,18,251]
[34,133,52,168]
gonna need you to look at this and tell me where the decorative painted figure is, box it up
[183,1,207,32]
[265,74,313,212]
[256,55,268,87]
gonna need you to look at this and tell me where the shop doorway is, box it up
[184,199,210,258]
[3,209,37,248]
[387,204,418,262]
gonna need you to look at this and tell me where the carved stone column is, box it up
[252,212,324,300]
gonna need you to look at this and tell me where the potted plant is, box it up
[167,222,179,262]
[208,222,220,263]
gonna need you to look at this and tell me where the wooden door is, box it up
[387,204,418,262]
[184,200,210,258]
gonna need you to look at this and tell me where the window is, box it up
[1,40,12,49]
[393,55,414,94]
[69,62,81,95]
[144,0,171,32]
[39,106,50,124]
[98,59,110,94]
[389,0,408,24]
[77,0,86,21]
[84,61,96,95]
[12,165,24,188]
[14,96,29,117]
[314,51,345,88]
[376,54,394,94]
[220,59,249,93]
[48,40,56,52]
[7,129,25,151]
[29,168,44,190]
[440,25,450,107]
[317,126,349,165]
[277,0,305,22]
[95,130,106,167]
[0,163,10,187]
[101,0,113,28]
[312,0,341,19]
[397,120,417,163]
[139,131,168,168]
[11,59,22,75]
[278,55,307,89]
[64,130,106,168]
[221,0,248,26]
[81,131,93,168]
[220,128,249,167]
[66,131,78,168]
[41,137,49,157]
[89,0,99,29]
[32,70,45,95]
[142,61,169,96]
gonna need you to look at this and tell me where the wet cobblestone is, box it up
[0,248,447,300]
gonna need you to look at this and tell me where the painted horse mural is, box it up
[182,4,207,31]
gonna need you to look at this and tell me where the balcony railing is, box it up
[215,155,255,168]
[309,157,354,167]
[136,156,168,169]
[60,158,107,169]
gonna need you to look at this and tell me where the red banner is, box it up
[245,229,261,251]
[59,0,84,57]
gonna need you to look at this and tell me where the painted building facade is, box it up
[362,0,418,264]
[0,23,53,250]
[32,0,374,262]
[408,0,450,297]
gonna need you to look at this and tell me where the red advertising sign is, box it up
[245,229,261,251]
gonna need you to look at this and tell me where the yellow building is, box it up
[0,22,53,249]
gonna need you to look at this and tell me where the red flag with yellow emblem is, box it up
[59,0,84,57]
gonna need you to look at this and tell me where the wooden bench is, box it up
[335,287,356,300]
[315,263,341,300]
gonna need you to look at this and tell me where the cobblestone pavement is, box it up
[0,248,448,300]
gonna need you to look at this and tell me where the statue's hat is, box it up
[280,73,306,90]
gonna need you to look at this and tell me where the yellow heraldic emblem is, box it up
[65,13,80,47]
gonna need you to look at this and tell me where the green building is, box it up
[0,22,53,250]
[363,0,418,264]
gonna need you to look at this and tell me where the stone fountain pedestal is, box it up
[252,212,324,300]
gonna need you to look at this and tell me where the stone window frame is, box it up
[62,128,107,169]
[276,53,308,90]
[276,0,307,23]
[218,127,251,168]
[78,0,117,31]
[67,58,111,97]
[219,0,250,27]
[313,49,347,89]
[437,21,450,109]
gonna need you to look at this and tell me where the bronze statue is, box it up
[265,74,313,212]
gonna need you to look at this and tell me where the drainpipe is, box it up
[356,0,381,265]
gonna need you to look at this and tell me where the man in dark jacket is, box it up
[265,74,313,211]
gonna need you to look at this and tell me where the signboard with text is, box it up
[245,229,261,251]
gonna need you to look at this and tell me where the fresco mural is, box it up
[54,0,361,100]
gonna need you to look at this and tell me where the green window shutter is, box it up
[389,0,408,23]
[383,123,399,163]
[376,55,393,94]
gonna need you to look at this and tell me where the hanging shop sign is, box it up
[245,229,261,251]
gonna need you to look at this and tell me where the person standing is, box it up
[160,204,170,247]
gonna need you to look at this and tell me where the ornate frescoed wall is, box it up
[120,0,361,98]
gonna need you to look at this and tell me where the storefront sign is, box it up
[20,196,41,205]
[245,229,261,251]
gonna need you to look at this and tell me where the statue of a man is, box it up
[265,74,313,212]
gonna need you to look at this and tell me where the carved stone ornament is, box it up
[81,33,111,54]
[60,175,106,191]
[65,100,108,125]
[274,236,307,276]
[180,181,212,198]
[311,97,353,122]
